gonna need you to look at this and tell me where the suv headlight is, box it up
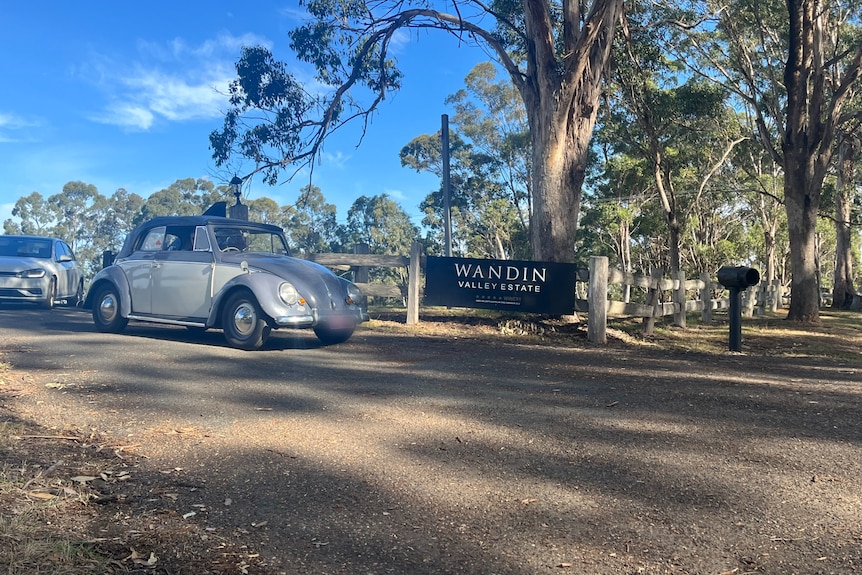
[279,282,300,305]
[17,268,46,279]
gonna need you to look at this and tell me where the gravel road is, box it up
[2,305,862,574]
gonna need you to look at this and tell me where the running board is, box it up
[127,315,207,328]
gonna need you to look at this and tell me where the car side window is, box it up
[139,226,167,251]
[192,226,211,251]
[56,242,71,261]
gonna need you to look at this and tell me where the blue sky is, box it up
[0,2,490,227]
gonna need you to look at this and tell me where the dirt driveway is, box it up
[2,308,862,574]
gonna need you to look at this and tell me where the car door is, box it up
[54,241,79,298]
[118,226,164,315]
[150,226,214,320]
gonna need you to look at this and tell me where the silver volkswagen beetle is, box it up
[0,235,84,308]
[84,215,368,350]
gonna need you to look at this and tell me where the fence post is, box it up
[353,243,369,284]
[743,285,757,317]
[700,272,713,323]
[407,241,422,325]
[673,270,686,328]
[588,256,608,344]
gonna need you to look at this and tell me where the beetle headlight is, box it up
[345,283,363,306]
[279,282,300,305]
[17,268,46,279]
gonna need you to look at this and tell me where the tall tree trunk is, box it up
[652,154,680,273]
[783,154,822,322]
[833,134,857,308]
[620,217,632,302]
[757,164,782,286]
[782,0,828,322]
[522,0,622,263]
[530,125,584,262]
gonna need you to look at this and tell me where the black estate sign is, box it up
[424,256,578,315]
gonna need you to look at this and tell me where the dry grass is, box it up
[371,306,862,362]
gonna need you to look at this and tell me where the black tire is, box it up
[313,324,355,345]
[67,280,84,307]
[41,277,56,309]
[222,292,270,350]
[92,284,128,333]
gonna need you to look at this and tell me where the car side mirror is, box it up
[58,254,73,263]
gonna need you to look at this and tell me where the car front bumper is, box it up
[0,276,49,302]
[272,307,369,328]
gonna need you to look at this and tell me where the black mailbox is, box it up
[717,265,760,352]
[717,266,760,289]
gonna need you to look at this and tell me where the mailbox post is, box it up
[717,266,760,352]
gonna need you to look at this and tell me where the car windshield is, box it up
[213,226,289,255]
[0,237,52,259]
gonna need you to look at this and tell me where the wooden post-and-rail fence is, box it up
[304,246,781,344]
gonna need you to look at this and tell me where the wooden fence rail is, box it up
[304,248,783,342]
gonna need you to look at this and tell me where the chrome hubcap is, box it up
[99,294,117,323]
[232,303,256,336]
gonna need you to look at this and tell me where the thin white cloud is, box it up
[0,112,41,143]
[90,33,268,131]
[320,150,351,170]
[389,29,411,53]
[384,187,407,202]
[98,103,156,130]
[279,6,311,23]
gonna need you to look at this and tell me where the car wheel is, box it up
[92,285,128,333]
[67,280,84,307]
[222,292,271,350]
[41,277,56,309]
[313,324,355,345]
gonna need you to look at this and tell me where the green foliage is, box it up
[403,62,530,260]
[136,178,231,223]
[285,185,340,254]
[209,46,313,185]
[341,193,420,285]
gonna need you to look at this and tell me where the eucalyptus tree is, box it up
[401,127,527,259]
[49,181,103,252]
[343,194,419,255]
[86,188,145,274]
[604,5,748,274]
[210,0,624,263]
[668,0,862,322]
[832,131,861,308]
[136,178,232,223]
[284,185,340,254]
[446,62,532,233]
[245,196,283,226]
[400,131,469,254]
[732,141,787,287]
[4,192,54,236]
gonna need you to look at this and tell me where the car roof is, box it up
[0,235,62,242]
[117,216,286,258]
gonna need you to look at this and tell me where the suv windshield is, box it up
[213,226,290,255]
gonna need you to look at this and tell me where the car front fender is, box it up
[207,272,311,328]
[83,267,133,318]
